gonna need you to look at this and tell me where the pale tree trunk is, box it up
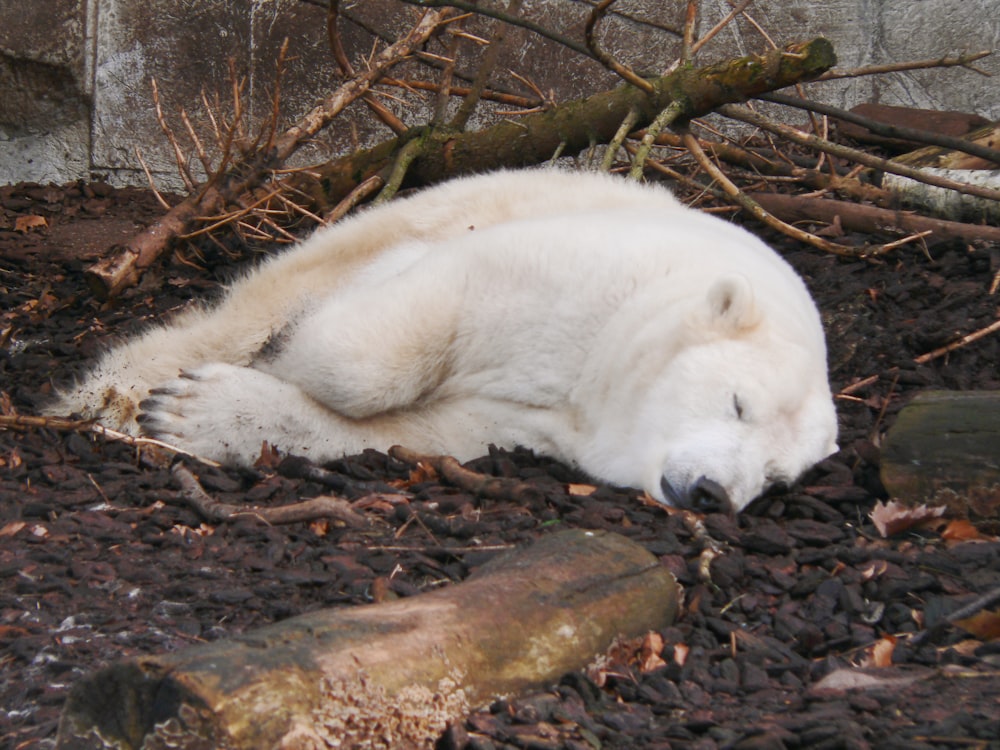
[56,529,679,750]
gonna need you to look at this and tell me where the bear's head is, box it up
[581,274,838,514]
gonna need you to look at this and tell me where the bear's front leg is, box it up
[138,363,373,466]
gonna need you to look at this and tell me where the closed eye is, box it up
[733,394,745,420]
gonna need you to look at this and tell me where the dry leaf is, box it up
[815,214,844,238]
[944,639,984,657]
[940,519,983,542]
[870,499,946,537]
[567,483,598,497]
[254,440,282,470]
[586,631,668,687]
[672,641,689,667]
[408,462,438,484]
[953,609,1000,641]
[638,631,667,672]
[861,634,896,667]
[14,215,47,232]
[861,559,889,581]
[0,521,26,538]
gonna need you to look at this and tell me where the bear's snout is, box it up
[660,475,733,514]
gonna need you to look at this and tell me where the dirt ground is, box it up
[1,177,999,750]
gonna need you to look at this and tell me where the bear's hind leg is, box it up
[258,266,462,419]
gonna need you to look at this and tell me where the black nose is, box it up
[660,475,733,514]
[689,476,732,514]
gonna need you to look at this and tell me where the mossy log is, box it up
[880,390,1000,520]
[303,38,837,207]
[56,529,679,749]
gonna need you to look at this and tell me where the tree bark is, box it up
[56,529,679,750]
[303,38,836,208]
[880,391,1000,520]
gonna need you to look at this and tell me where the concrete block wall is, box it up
[1,0,996,188]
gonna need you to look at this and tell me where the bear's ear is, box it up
[704,275,761,333]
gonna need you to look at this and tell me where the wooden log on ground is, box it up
[834,103,991,153]
[749,192,1000,245]
[56,529,679,749]
[880,390,1000,520]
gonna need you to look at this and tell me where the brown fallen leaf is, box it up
[0,521,26,538]
[941,519,988,542]
[568,483,598,497]
[860,634,897,668]
[254,441,283,470]
[870,499,946,537]
[953,609,1000,641]
[587,630,669,687]
[672,641,689,667]
[638,631,667,673]
[14,214,47,232]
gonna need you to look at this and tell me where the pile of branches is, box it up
[88,0,999,300]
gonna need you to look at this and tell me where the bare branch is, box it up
[721,104,1000,202]
[681,131,864,256]
[585,0,654,94]
[820,50,993,80]
[760,92,1000,166]
[450,0,524,131]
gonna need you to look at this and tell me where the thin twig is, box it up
[0,414,222,466]
[601,107,641,171]
[389,446,543,503]
[325,174,385,223]
[179,109,213,176]
[374,136,426,204]
[681,131,863,256]
[629,101,686,178]
[585,0,654,94]
[680,0,698,64]
[691,0,752,56]
[399,0,594,59]
[451,0,523,131]
[151,78,196,191]
[914,318,1000,364]
[382,77,538,109]
[133,147,173,210]
[908,585,1000,647]
[432,17,464,125]
[820,50,993,80]
[171,464,369,527]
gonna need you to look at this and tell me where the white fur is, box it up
[50,169,838,512]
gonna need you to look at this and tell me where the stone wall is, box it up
[1,0,996,188]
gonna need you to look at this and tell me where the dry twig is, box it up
[171,464,369,527]
[389,445,543,504]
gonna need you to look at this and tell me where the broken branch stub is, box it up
[56,529,679,749]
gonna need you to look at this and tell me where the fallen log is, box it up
[880,391,1000,520]
[749,192,1000,246]
[882,168,1000,224]
[56,529,679,749]
[304,38,837,207]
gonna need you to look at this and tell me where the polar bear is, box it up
[50,169,838,513]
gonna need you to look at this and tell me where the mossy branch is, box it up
[302,38,836,206]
